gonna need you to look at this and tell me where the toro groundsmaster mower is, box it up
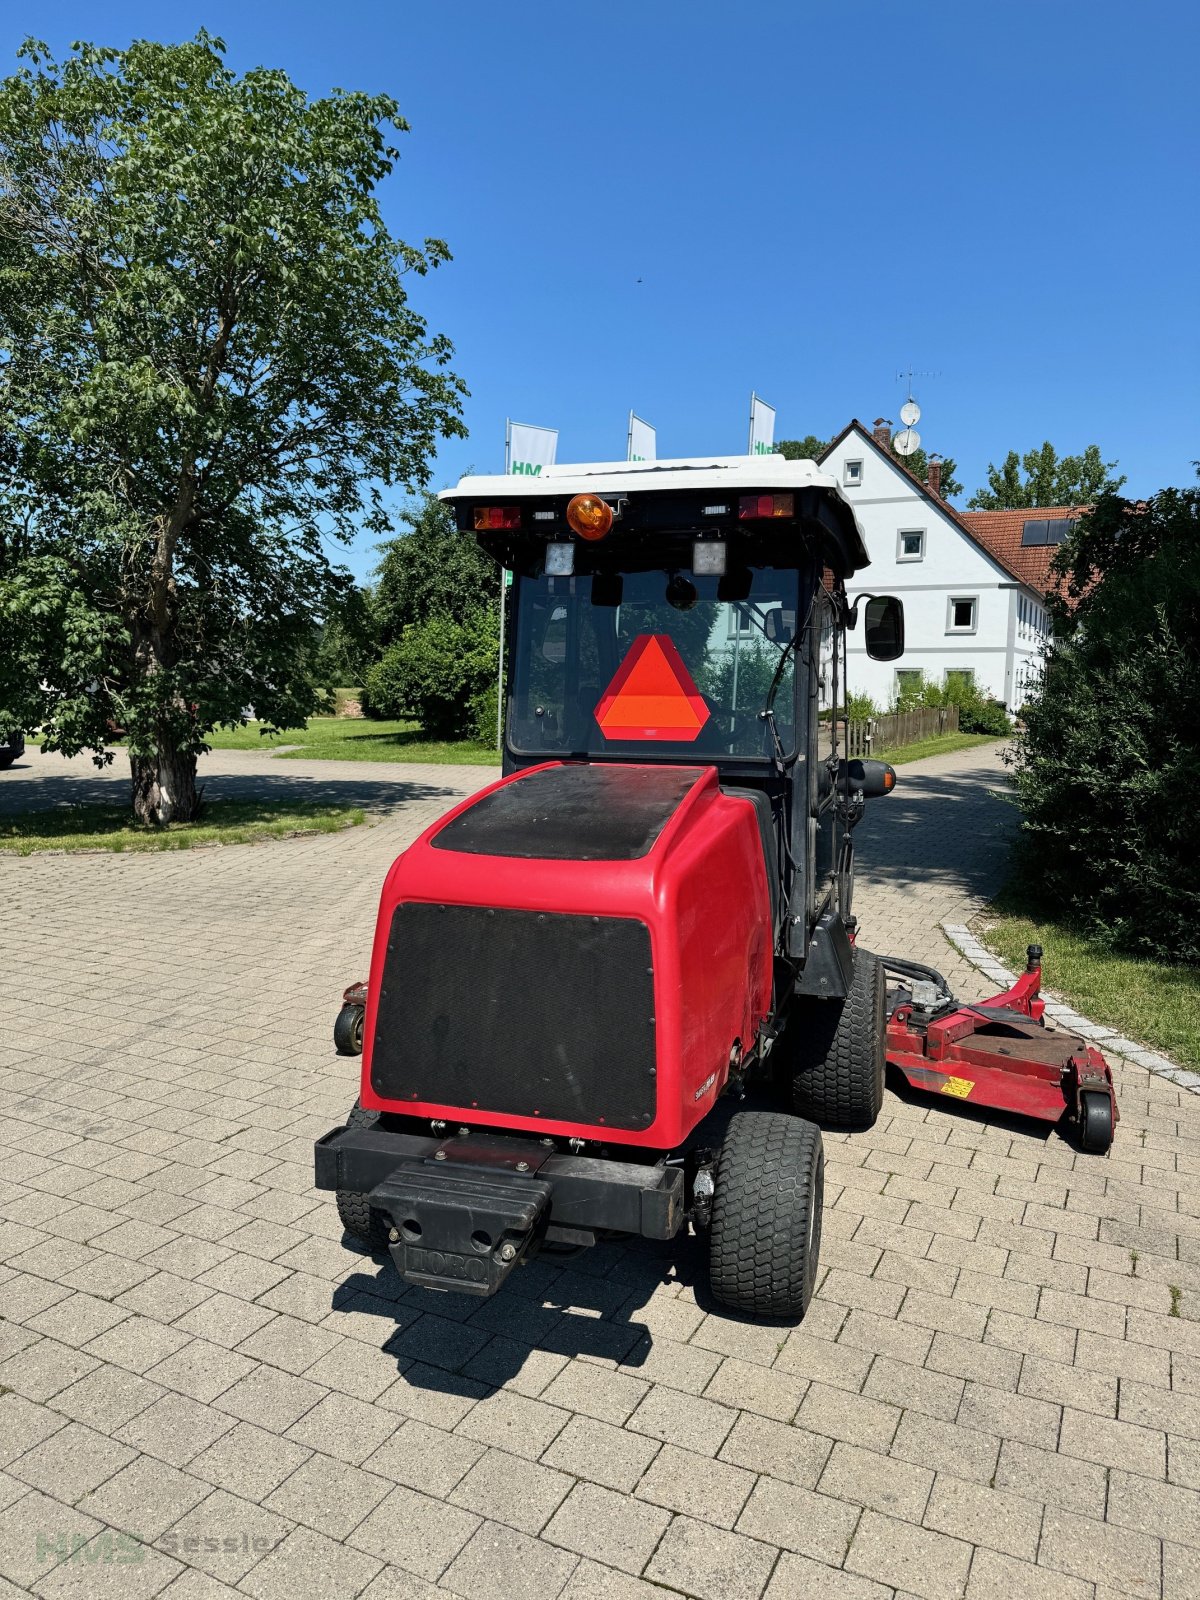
[315,455,901,1320]
[314,454,1114,1322]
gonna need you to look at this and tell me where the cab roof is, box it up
[441,454,870,576]
[441,453,841,500]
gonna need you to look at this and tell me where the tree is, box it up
[893,446,963,501]
[967,443,1124,509]
[0,34,466,821]
[775,436,829,462]
[1010,476,1200,962]
[373,492,498,646]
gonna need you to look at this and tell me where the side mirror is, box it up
[864,595,904,661]
[763,606,794,645]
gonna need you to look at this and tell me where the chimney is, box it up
[873,418,892,450]
[927,453,943,499]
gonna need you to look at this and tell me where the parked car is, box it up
[0,731,25,769]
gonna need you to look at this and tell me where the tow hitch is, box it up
[883,945,1119,1153]
[373,1158,551,1295]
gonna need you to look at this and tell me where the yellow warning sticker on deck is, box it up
[941,1077,975,1099]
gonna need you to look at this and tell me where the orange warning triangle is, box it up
[594,634,710,743]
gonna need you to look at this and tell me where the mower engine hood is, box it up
[359,761,774,1150]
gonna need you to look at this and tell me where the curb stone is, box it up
[942,921,1200,1095]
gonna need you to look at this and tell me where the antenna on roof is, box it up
[892,366,939,456]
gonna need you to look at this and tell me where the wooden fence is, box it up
[845,704,959,758]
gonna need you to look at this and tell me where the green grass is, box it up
[0,798,366,856]
[976,890,1200,1071]
[203,717,500,766]
[872,731,1001,766]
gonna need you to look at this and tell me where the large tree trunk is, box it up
[130,746,199,825]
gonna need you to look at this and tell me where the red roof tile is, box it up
[957,508,1083,599]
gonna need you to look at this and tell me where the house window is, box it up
[947,596,978,634]
[945,668,975,692]
[894,668,924,699]
[727,603,753,638]
[897,529,925,562]
[843,459,863,487]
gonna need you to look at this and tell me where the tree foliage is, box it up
[775,436,829,462]
[373,492,497,645]
[1010,478,1200,962]
[365,612,498,740]
[967,443,1124,509]
[896,446,963,501]
[0,34,466,820]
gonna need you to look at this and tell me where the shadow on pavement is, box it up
[0,765,479,819]
[854,763,1018,901]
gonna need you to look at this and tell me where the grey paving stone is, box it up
[449,1447,574,1536]
[9,1419,137,1504]
[77,1453,211,1540]
[625,1386,737,1456]
[363,1418,485,1496]
[156,1486,292,1584]
[635,1442,755,1529]
[263,1452,392,1539]
[347,1483,480,1581]
[282,1389,400,1465]
[765,1554,893,1599]
[543,1481,671,1576]
[645,1515,779,1600]
[1039,1507,1162,1599]
[819,1440,933,1523]
[238,1525,381,1600]
[845,1510,973,1600]
[541,1414,662,1493]
[189,1420,311,1502]
[440,1522,578,1600]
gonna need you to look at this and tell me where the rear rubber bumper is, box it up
[314,1121,686,1294]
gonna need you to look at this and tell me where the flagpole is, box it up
[497,421,510,752]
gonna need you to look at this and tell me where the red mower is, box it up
[314,454,1115,1324]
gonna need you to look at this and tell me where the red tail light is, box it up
[473,506,522,531]
[738,493,795,520]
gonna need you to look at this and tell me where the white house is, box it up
[819,419,1056,710]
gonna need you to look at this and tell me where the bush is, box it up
[844,691,878,722]
[893,671,1009,734]
[1010,482,1200,964]
[364,610,498,738]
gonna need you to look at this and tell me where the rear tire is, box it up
[788,947,886,1131]
[709,1110,824,1320]
[336,1101,390,1247]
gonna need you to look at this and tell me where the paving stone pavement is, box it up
[1,739,1197,1600]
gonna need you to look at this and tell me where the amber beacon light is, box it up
[566,493,614,540]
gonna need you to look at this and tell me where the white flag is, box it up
[627,412,656,463]
[748,393,776,457]
[506,420,558,476]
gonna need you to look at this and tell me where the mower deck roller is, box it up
[315,454,921,1319]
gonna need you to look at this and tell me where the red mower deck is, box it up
[882,948,1119,1152]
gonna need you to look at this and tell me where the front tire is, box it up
[709,1111,824,1320]
[335,1101,390,1247]
[788,947,886,1131]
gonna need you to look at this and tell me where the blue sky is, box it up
[6,2,1197,581]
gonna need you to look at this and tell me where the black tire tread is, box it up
[709,1110,823,1320]
[335,1101,389,1245]
[789,947,886,1131]
[334,1004,364,1056]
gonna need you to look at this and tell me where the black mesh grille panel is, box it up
[370,904,657,1131]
